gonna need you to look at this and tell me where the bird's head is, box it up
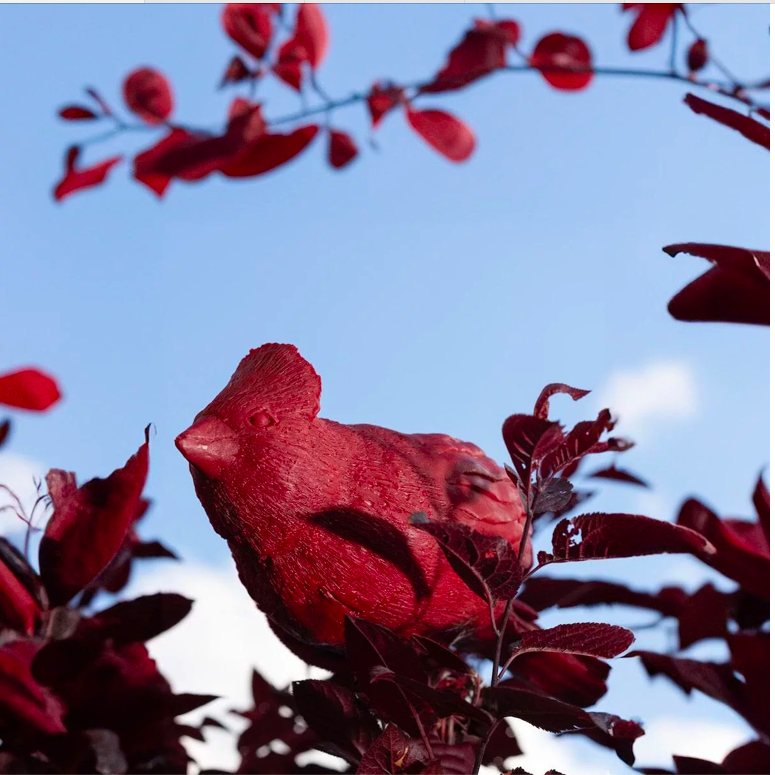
[175,343,321,490]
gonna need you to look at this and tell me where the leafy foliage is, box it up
[0,4,769,775]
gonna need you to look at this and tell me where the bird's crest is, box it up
[227,343,321,419]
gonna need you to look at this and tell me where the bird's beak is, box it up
[175,416,240,478]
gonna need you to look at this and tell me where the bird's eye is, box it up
[248,410,277,429]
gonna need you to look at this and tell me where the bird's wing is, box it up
[409,433,527,549]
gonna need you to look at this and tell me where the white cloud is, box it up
[597,360,699,438]
[0,452,47,536]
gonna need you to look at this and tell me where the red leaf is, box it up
[0,419,9,448]
[405,107,475,162]
[676,583,731,649]
[271,3,328,90]
[0,555,39,634]
[722,740,770,774]
[328,129,358,169]
[587,464,650,488]
[752,474,769,541]
[0,639,66,736]
[628,650,745,714]
[123,67,173,125]
[53,147,122,202]
[531,33,593,91]
[272,38,305,90]
[0,368,61,411]
[293,679,380,763]
[220,55,253,88]
[409,512,524,602]
[510,622,634,659]
[222,4,275,59]
[221,124,319,177]
[684,93,770,149]
[90,593,193,644]
[356,725,425,775]
[295,3,328,69]
[538,512,715,565]
[540,410,615,480]
[534,383,590,419]
[367,82,405,128]
[676,498,769,599]
[663,242,770,326]
[39,428,150,606]
[518,576,687,617]
[687,38,708,72]
[623,4,682,52]
[502,414,563,496]
[422,19,520,93]
[58,105,98,120]
[488,685,597,734]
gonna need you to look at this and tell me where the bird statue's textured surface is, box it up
[176,343,530,658]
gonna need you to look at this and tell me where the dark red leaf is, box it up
[221,124,319,177]
[422,19,520,93]
[587,464,649,488]
[534,383,590,419]
[90,593,192,644]
[0,419,9,447]
[133,539,178,559]
[53,147,122,202]
[222,4,275,59]
[39,427,150,606]
[0,639,66,736]
[505,651,610,708]
[727,631,769,732]
[220,55,253,87]
[722,740,770,775]
[510,622,634,660]
[356,725,426,775]
[533,478,574,515]
[293,679,380,763]
[538,512,715,566]
[518,576,687,616]
[412,636,474,677]
[630,650,738,703]
[58,105,98,120]
[623,4,682,51]
[752,474,769,541]
[409,512,523,601]
[531,33,593,91]
[328,129,358,169]
[405,107,475,162]
[684,93,769,149]
[677,583,730,649]
[488,685,593,733]
[676,498,769,599]
[123,68,173,125]
[502,414,563,496]
[540,410,615,481]
[0,368,61,411]
[663,242,770,326]
[687,39,708,72]
[571,712,645,767]
[0,554,39,634]
[367,82,405,128]
[272,38,305,90]
[371,667,492,725]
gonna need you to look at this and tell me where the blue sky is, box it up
[0,3,769,772]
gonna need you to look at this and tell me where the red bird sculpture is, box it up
[176,343,530,658]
